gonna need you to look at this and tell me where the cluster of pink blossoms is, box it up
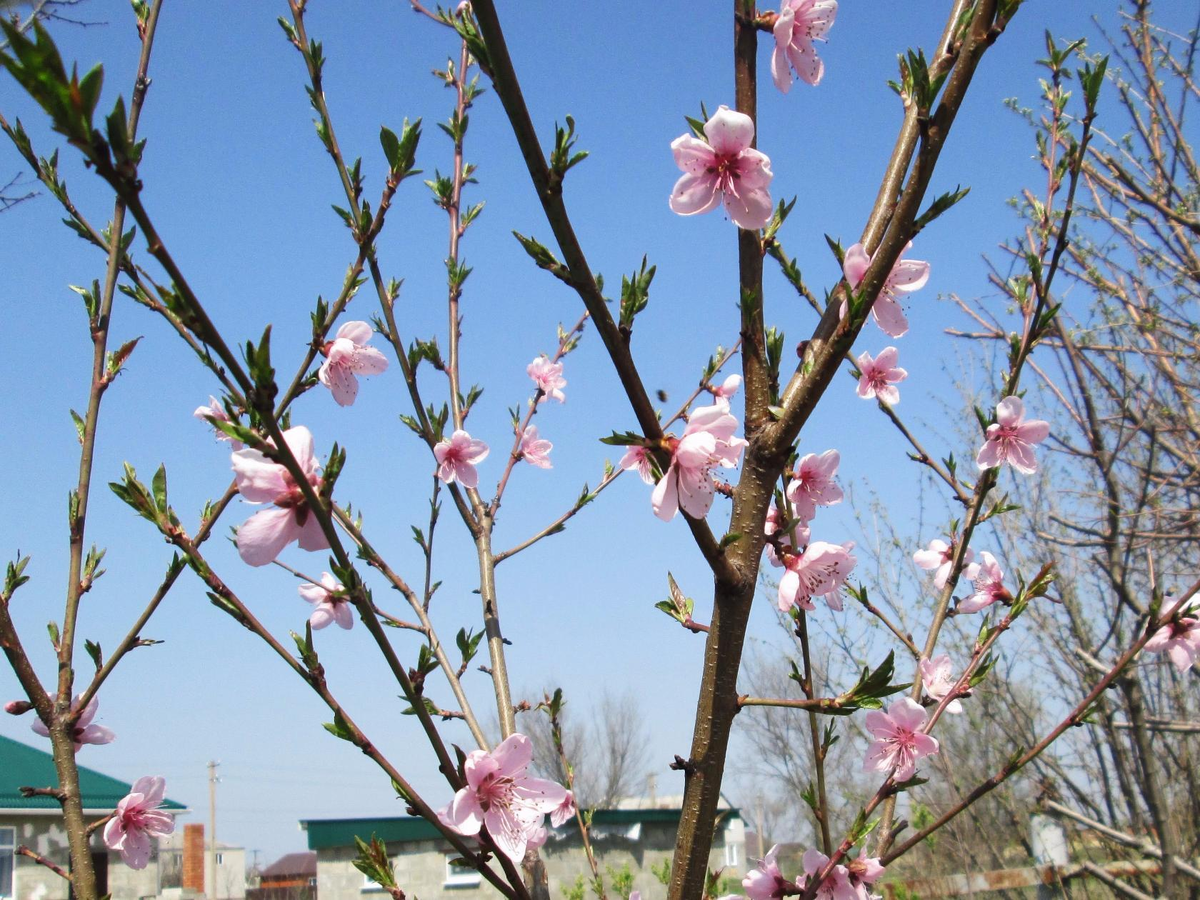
[299,572,353,631]
[766,450,857,612]
[438,733,572,863]
[976,396,1049,474]
[620,393,748,522]
[29,694,114,750]
[742,843,884,900]
[318,321,389,407]
[914,537,1010,616]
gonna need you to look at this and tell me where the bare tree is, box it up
[525,689,649,810]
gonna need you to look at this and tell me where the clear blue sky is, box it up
[2,0,1190,866]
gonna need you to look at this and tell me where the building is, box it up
[301,808,745,900]
[159,827,247,900]
[0,733,187,900]
[249,852,316,900]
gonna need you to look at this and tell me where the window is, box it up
[724,839,739,869]
[215,853,224,866]
[443,853,481,888]
[0,827,13,900]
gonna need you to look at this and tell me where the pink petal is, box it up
[1006,440,1039,475]
[513,777,570,813]
[30,717,50,737]
[121,827,152,869]
[723,183,774,231]
[79,724,115,746]
[975,439,1003,470]
[296,511,331,552]
[309,605,335,630]
[786,38,824,87]
[237,507,301,566]
[888,258,930,291]
[870,295,909,338]
[732,148,773,191]
[651,468,679,521]
[1016,419,1050,444]
[282,426,317,475]
[676,467,716,519]
[771,43,793,94]
[491,733,533,776]
[445,789,484,836]
[349,345,389,376]
[454,460,479,490]
[703,106,754,156]
[671,134,716,175]
[669,172,722,217]
[322,362,359,406]
[131,776,166,805]
[484,806,529,863]
[912,548,945,570]
[912,732,939,756]
[863,710,895,739]
[996,396,1024,427]
[336,320,374,344]
[230,450,288,503]
[333,602,354,630]
[875,346,899,368]
[1167,643,1195,671]
[842,243,870,287]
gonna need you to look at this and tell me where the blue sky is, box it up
[2,0,1192,866]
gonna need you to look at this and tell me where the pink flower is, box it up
[976,396,1049,474]
[918,655,963,714]
[519,425,553,469]
[714,373,743,399]
[318,321,389,407]
[30,695,115,751]
[771,0,838,92]
[802,850,854,900]
[103,776,174,869]
[744,845,793,900]
[527,357,567,404]
[862,697,939,782]
[434,430,490,488]
[855,347,907,405]
[1144,599,1200,672]
[231,426,329,567]
[778,540,856,612]
[438,733,568,863]
[298,572,352,631]
[764,504,810,568]
[549,790,576,828]
[912,538,978,590]
[845,855,885,900]
[841,241,930,338]
[651,400,748,521]
[669,106,774,230]
[957,551,1009,614]
[619,446,656,485]
[193,396,240,447]
[786,449,843,522]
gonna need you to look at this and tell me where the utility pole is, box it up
[755,795,765,859]
[208,761,219,900]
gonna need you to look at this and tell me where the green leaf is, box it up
[322,709,355,742]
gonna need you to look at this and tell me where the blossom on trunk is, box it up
[744,845,793,900]
[651,399,748,521]
[619,446,655,485]
[519,425,553,469]
[527,356,567,404]
[976,396,1049,474]
[434,430,489,488]
[30,695,115,750]
[298,572,352,631]
[714,373,743,399]
[786,449,843,522]
[802,850,854,900]
[231,426,329,567]
[771,0,838,92]
[841,241,930,338]
[764,503,810,568]
[318,321,389,407]
[438,733,568,863]
[778,540,856,612]
[862,697,939,782]
[855,347,907,404]
[918,655,963,714]
[957,551,1009,614]
[912,538,978,589]
[103,776,174,869]
[1144,599,1200,671]
[669,106,774,230]
[193,396,240,448]
[549,790,576,828]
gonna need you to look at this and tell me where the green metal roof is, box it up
[302,808,741,850]
[0,734,187,812]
